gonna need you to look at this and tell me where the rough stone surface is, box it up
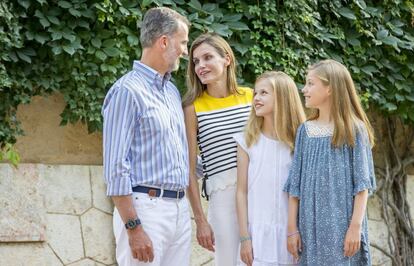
[0,243,63,266]
[46,213,84,264]
[407,175,414,222]
[81,208,116,265]
[367,195,383,221]
[0,164,46,242]
[15,93,102,165]
[42,165,91,215]
[90,165,113,214]
[67,258,106,266]
[369,220,392,266]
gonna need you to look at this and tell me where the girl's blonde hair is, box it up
[183,33,240,106]
[245,71,306,150]
[307,59,375,147]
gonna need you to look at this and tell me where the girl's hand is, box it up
[287,231,301,262]
[240,240,253,266]
[343,223,361,257]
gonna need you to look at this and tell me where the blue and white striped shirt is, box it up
[102,61,189,196]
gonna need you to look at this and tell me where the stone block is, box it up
[0,243,62,266]
[367,195,383,221]
[67,258,106,266]
[0,164,46,242]
[81,208,116,265]
[46,213,84,264]
[90,166,113,214]
[41,165,91,215]
[369,220,392,266]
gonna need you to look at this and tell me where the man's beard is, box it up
[164,46,180,72]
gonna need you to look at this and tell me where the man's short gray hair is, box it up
[140,7,190,48]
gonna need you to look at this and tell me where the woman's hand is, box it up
[287,231,301,262]
[195,220,215,252]
[343,223,361,257]
[240,240,253,266]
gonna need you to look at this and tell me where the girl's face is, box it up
[192,43,230,85]
[253,79,274,117]
[302,70,331,109]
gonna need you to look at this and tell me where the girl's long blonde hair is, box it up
[182,33,240,107]
[245,71,306,151]
[308,59,375,147]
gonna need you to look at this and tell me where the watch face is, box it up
[127,219,136,228]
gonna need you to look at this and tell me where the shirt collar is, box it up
[133,60,172,91]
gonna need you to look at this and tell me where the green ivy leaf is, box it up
[227,21,249,31]
[188,0,202,11]
[39,18,50,28]
[91,38,102,48]
[338,7,357,20]
[47,16,60,25]
[69,8,82,17]
[17,51,31,63]
[58,1,72,8]
[62,45,76,55]
[103,47,120,57]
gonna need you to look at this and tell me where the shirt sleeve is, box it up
[351,125,376,196]
[102,86,138,196]
[283,123,305,198]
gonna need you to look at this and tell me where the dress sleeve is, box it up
[352,125,376,196]
[233,132,249,155]
[283,123,305,198]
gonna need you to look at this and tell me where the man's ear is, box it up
[157,35,168,50]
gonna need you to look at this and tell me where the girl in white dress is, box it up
[234,71,306,266]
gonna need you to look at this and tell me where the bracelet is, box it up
[287,231,299,238]
[240,235,251,243]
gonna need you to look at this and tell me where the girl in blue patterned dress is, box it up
[284,59,376,266]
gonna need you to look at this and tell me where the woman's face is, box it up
[192,42,230,85]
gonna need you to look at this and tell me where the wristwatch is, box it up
[125,218,141,230]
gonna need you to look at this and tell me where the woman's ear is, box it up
[224,54,231,67]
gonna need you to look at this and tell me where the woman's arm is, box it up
[344,189,368,257]
[183,104,215,252]
[236,145,253,266]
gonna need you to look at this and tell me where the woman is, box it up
[183,33,252,266]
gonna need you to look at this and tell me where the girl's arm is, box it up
[344,189,368,257]
[236,145,253,266]
[183,105,215,252]
[287,196,301,262]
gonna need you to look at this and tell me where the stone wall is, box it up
[0,164,214,266]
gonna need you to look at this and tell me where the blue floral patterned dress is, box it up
[284,121,376,266]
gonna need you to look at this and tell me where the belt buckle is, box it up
[148,189,157,198]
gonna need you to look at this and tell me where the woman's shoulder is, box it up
[237,86,253,97]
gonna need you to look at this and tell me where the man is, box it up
[102,7,191,266]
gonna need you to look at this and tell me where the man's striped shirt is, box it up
[102,61,189,196]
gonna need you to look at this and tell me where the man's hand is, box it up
[128,226,154,262]
[195,220,215,252]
